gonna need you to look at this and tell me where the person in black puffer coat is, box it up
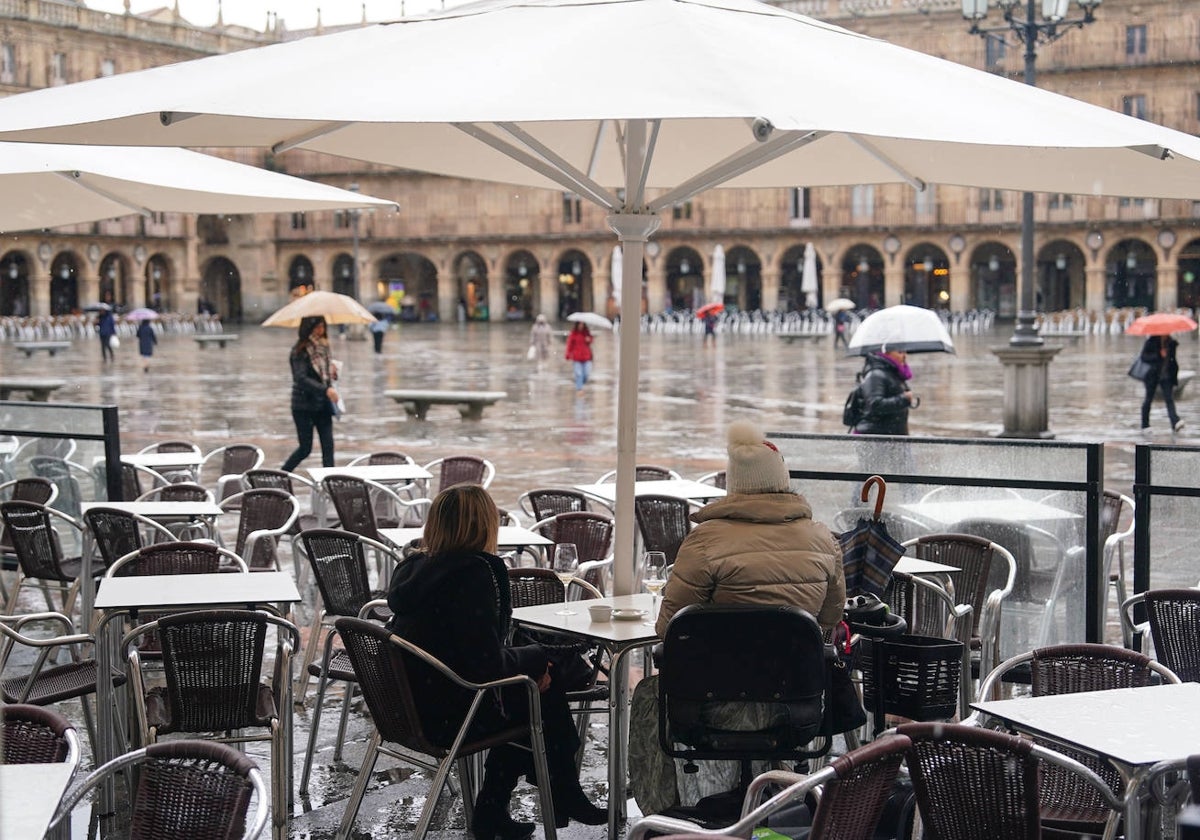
[853,347,917,436]
[386,485,605,840]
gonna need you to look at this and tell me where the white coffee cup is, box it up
[588,604,613,622]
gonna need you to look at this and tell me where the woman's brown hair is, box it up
[423,484,499,557]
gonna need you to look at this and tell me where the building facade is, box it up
[1,0,1197,323]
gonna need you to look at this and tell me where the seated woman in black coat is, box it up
[387,484,605,840]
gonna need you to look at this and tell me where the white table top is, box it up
[95,570,300,611]
[972,682,1200,767]
[82,500,223,517]
[512,593,661,645]
[379,526,552,548]
[120,451,204,469]
[0,439,18,456]
[575,479,725,503]
[0,762,75,840]
[895,556,960,575]
[899,497,1081,528]
[308,464,432,484]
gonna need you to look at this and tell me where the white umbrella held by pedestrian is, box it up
[567,311,614,331]
[847,305,955,356]
[262,290,378,327]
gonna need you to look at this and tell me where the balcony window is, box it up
[0,44,14,83]
[1122,94,1147,120]
[979,188,1004,212]
[561,192,581,224]
[290,212,307,230]
[672,201,693,221]
[914,184,937,215]
[789,187,811,222]
[50,52,66,85]
[851,185,874,219]
[1125,24,1147,59]
[985,34,1007,72]
[1048,193,1074,210]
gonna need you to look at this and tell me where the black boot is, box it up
[550,768,607,828]
[473,753,535,840]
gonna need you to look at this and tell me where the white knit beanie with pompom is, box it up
[726,420,791,494]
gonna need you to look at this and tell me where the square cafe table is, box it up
[574,479,726,505]
[898,497,1081,528]
[512,592,659,837]
[0,762,75,839]
[307,464,433,525]
[78,500,225,617]
[91,571,302,813]
[972,681,1200,840]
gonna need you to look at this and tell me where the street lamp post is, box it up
[962,0,1099,435]
[348,182,361,301]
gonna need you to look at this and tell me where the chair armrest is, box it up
[1028,741,1126,814]
[358,598,390,619]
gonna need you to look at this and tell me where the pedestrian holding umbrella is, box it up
[847,305,956,357]
[566,311,613,331]
[1127,313,1196,436]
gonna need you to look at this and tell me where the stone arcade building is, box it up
[0,0,1197,323]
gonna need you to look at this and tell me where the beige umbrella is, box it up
[261,290,378,327]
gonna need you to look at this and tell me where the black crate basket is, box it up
[858,634,962,726]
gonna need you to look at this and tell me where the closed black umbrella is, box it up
[838,475,905,598]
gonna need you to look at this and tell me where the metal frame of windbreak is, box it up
[0,401,123,501]
[1131,443,1200,644]
[770,432,1106,644]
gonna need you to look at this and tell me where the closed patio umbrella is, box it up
[710,244,726,304]
[801,242,819,309]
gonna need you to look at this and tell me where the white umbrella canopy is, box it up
[610,245,622,305]
[710,244,726,303]
[5,0,1200,604]
[0,0,1198,198]
[567,311,614,331]
[262,290,378,327]
[847,305,956,356]
[0,142,394,232]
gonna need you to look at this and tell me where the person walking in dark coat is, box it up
[387,485,605,839]
[136,318,156,372]
[833,310,850,349]
[97,305,116,362]
[852,347,917,435]
[1139,335,1185,435]
[280,315,339,472]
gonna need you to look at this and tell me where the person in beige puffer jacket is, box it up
[632,419,847,815]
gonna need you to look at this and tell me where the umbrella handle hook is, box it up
[861,475,886,520]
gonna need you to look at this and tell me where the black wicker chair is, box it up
[220,488,299,571]
[1121,588,1200,682]
[634,494,695,565]
[1,702,81,769]
[50,740,269,840]
[332,616,557,839]
[1,499,88,615]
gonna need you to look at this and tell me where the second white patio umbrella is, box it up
[801,242,819,309]
[0,142,393,231]
[1,0,1200,605]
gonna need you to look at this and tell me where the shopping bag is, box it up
[108,335,119,350]
[526,345,537,361]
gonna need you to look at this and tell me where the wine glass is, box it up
[553,543,579,616]
[642,551,667,622]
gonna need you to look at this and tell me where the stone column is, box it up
[761,266,780,312]
[885,263,905,307]
[1085,264,1107,314]
[646,262,667,316]
[1156,263,1178,311]
[992,344,1063,438]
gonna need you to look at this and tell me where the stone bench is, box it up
[0,378,67,401]
[1176,370,1195,400]
[777,333,825,343]
[12,341,72,357]
[193,334,239,348]
[385,389,507,421]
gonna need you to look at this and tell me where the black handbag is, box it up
[1129,356,1155,381]
[829,620,867,734]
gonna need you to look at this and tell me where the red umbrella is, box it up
[696,302,724,319]
[1127,313,1198,336]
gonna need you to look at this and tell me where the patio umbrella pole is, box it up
[607,119,659,600]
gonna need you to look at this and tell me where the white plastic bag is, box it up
[526,345,537,361]
[108,335,120,350]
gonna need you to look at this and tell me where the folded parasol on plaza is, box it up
[567,311,613,330]
[123,308,158,321]
[1126,312,1198,336]
[838,476,905,599]
[262,290,378,327]
[847,305,955,356]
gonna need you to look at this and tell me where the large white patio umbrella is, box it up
[1,0,1200,607]
[0,142,394,231]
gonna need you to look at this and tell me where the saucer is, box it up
[611,609,646,621]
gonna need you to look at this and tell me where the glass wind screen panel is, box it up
[1147,495,1200,591]
[0,402,112,439]
[770,433,1093,484]
[1148,446,1200,489]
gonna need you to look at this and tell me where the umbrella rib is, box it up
[648,129,825,212]
[59,171,151,217]
[270,121,354,155]
[586,119,609,181]
[494,122,619,209]
[846,135,926,191]
[631,120,660,210]
[452,122,614,209]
